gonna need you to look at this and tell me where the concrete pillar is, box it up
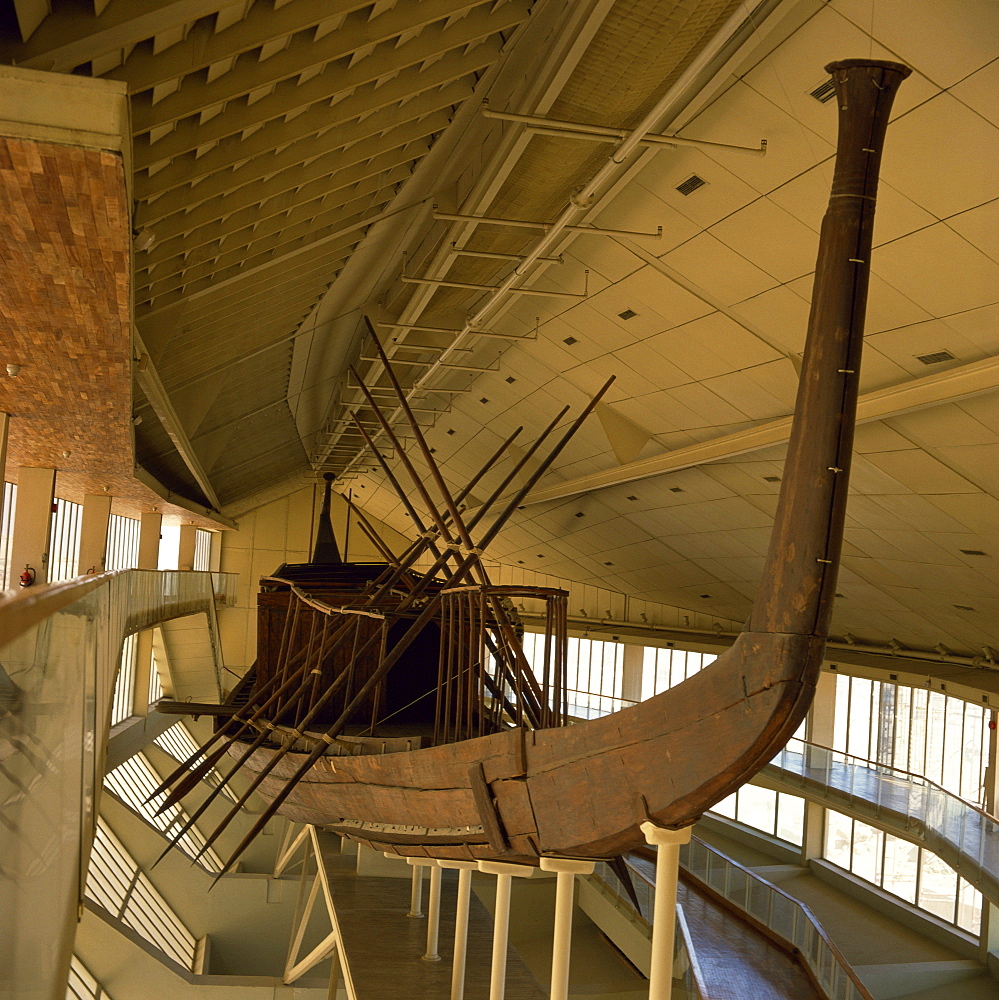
[137,512,161,569]
[621,643,644,705]
[178,523,198,571]
[10,467,56,585]
[802,669,838,861]
[641,823,692,1000]
[540,856,595,1000]
[423,864,443,962]
[478,860,534,1000]
[77,494,112,575]
[438,860,476,1000]
[132,512,162,713]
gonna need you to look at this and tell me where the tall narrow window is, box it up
[48,497,82,582]
[0,482,15,588]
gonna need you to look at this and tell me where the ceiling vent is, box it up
[809,78,837,103]
[960,548,987,556]
[915,350,956,365]
[954,604,976,611]
[675,174,706,196]
[563,335,578,345]
[763,475,781,483]
[618,308,638,320]
[669,486,684,493]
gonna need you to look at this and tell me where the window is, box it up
[834,675,988,806]
[155,723,238,803]
[641,646,716,700]
[103,753,224,873]
[67,956,112,1000]
[194,529,212,571]
[823,809,981,934]
[106,514,140,571]
[110,634,138,726]
[86,818,198,969]
[48,497,82,582]
[710,786,805,847]
[0,482,15,588]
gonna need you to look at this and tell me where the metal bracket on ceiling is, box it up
[433,206,661,240]
[360,354,500,374]
[378,321,538,342]
[448,242,564,265]
[480,100,768,157]
[401,252,588,300]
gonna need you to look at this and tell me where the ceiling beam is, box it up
[140,162,411,272]
[144,140,424,246]
[138,205,383,301]
[133,45,482,170]
[133,330,222,511]
[135,91,457,204]
[1,0,240,71]
[104,0,370,93]
[131,0,520,134]
[518,356,999,507]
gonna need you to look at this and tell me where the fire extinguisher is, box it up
[19,565,36,588]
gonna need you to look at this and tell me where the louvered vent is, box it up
[915,350,956,365]
[809,78,837,103]
[676,174,706,196]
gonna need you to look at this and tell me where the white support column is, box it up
[77,494,111,575]
[478,860,534,1000]
[178,523,198,570]
[407,858,427,918]
[137,511,161,569]
[621,643,644,705]
[540,856,594,1000]
[641,823,692,1000]
[423,863,443,961]
[9,467,55,585]
[438,860,476,1000]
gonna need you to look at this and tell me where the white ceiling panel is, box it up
[741,4,939,142]
[831,0,999,88]
[951,56,999,127]
[663,232,778,305]
[709,195,819,283]
[872,223,999,317]
[881,91,999,221]
[679,78,835,196]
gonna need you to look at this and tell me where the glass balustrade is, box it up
[0,569,236,1000]
[768,737,999,905]
[680,837,874,1000]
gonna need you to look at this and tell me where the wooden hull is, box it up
[239,630,823,861]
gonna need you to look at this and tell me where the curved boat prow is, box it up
[630,58,914,834]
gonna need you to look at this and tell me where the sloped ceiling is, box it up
[3,0,997,658]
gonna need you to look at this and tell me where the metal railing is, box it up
[589,859,710,998]
[681,837,874,1000]
[766,738,999,904]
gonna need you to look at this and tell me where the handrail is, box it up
[772,737,997,825]
[0,568,237,648]
[675,902,712,1000]
[679,837,874,1000]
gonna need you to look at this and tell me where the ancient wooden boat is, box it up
[156,59,911,872]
